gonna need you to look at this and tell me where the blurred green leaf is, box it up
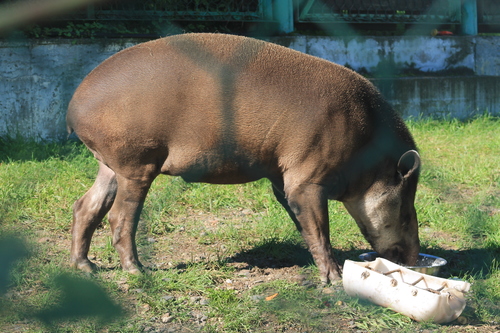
[34,273,123,325]
[0,234,29,295]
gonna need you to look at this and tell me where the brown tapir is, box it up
[66,33,421,283]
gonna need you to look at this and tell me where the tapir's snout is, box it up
[380,240,420,266]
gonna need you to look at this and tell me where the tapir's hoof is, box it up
[320,267,342,285]
[70,259,97,273]
[123,263,144,275]
[321,275,342,285]
[125,267,143,275]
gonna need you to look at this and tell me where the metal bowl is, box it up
[358,252,447,276]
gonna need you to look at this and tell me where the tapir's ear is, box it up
[397,150,420,178]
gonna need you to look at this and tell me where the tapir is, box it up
[66,33,421,283]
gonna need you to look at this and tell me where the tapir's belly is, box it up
[159,144,269,184]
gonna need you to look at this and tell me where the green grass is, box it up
[1,115,499,332]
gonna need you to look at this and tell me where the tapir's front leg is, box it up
[273,182,341,283]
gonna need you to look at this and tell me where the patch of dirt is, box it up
[23,209,499,333]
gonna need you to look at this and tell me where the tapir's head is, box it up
[343,150,421,266]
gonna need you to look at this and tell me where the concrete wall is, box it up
[281,36,476,75]
[1,35,499,141]
[0,39,138,140]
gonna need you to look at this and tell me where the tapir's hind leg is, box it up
[70,161,117,272]
[107,172,156,274]
[271,180,341,283]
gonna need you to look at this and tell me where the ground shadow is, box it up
[419,247,500,278]
[230,238,314,269]
[226,237,499,279]
[228,237,377,271]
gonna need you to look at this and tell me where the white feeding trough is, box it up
[343,258,471,323]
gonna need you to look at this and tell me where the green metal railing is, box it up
[297,0,462,24]
[0,0,496,34]
[65,0,270,21]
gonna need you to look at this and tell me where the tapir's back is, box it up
[69,33,370,130]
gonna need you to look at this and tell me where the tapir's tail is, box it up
[66,104,78,140]
[66,111,75,138]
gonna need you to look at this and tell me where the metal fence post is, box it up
[87,4,95,20]
[262,0,274,20]
[273,0,294,33]
[461,0,478,35]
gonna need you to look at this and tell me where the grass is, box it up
[0,115,499,332]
